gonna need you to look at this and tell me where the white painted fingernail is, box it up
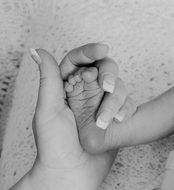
[29,48,42,65]
[96,116,109,130]
[166,151,174,169]
[96,110,112,129]
[115,110,125,122]
[103,81,114,93]
[103,76,115,93]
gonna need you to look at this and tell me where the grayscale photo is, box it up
[0,0,174,190]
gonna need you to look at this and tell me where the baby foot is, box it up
[65,67,106,153]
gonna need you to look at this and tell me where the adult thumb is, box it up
[30,48,65,125]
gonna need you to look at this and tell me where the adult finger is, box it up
[96,78,127,129]
[96,57,119,93]
[60,43,109,79]
[114,97,137,122]
[30,48,64,125]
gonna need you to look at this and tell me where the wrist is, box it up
[11,159,100,190]
[11,169,99,190]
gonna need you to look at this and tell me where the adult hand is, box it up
[60,43,174,156]
[59,43,137,154]
[60,43,136,128]
[12,48,118,190]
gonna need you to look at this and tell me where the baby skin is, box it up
[64,65,137,154]
[65,67,105,153]
[65,66,139,154]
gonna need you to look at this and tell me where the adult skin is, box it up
[11,43,174,190]
[12,43,131,190]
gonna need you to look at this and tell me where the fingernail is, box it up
[96,117,109,130]
[29,48,42,65]
[96,110,112,129]
[103,75,115,93]
[115,110,126,122]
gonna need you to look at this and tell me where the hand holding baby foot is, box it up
[12,47,120,190]
[61,43,137,153]
[60,43,134,126]
[65,66,136,154]
[12,43,174,190]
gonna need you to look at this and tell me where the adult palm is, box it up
[26,45,118,190]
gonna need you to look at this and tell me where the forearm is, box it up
[133,87,174,143]
[117,87,174,147]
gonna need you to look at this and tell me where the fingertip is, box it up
[114,111,125,122]
[59,43,109,80]
[103,78,115,93]
[96,109,113,130]
[30,48,42,65]
[96,116,109,130]
[35,48,52,65]
[83,43,109,60]
[36,48,53,61]
[35,49,60,75]
[96,57,119,93]
[115,97,137,122]
[96,43,109,55]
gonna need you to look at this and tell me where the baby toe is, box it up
[65,82,73,92]
[74,74,82,82]
[68,75,76,85]
[82,67,98,83]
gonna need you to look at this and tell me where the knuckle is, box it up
[115,79,127,95]
[125,97,136,111]
[40,76,47,87]
[125,97,133,107]
[128,97,138,110]
[115,96,124,106]
[113,93,126,105]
